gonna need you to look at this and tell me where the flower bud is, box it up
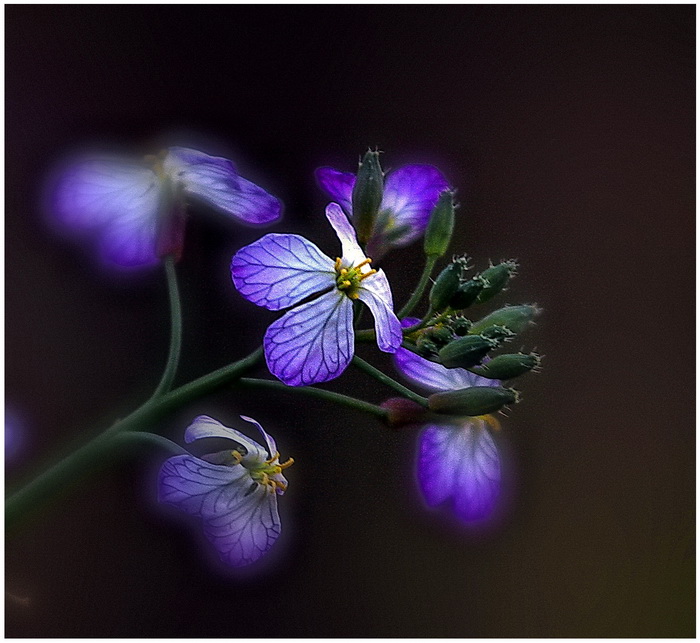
[423,190,455,258]
[381,397,430,429]
[476,260,518,303]
[423,326,453,347]
[450,316,473,336]
[352,150,384,244]
[438,334,498,368]
[469,304,541,336]
[415,335,439,357]
[470,352,541,380]
[429,259,465,312]
[428,386,518,416]
[449,276,486,309]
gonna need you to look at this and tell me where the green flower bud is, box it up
[449,276,486,309]
[471,352,541,380]
[449,316,473,336]
[469,304,541,336]
[476,260,518,303]
[438,334,498,368]
[428,386,518,416]
[416,335,439,357]
[429,259,466,312]
[480,325,516,341]
[423,190,455,258]
[424,326,453,347]
[352,150,384,244]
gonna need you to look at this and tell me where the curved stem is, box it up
[239,378,389,421]
[398,254,438,319]
[5,347,264,531]
[153,256,182,397]
[351,356,429,407]
[114,431,189,456]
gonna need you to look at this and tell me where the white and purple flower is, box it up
[231,203,402,386]
[316,161,449,257]
[159,415,292,568]
[395,321,502,522]
[51,146,281,268]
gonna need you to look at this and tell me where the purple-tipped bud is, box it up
[381,397,430,429]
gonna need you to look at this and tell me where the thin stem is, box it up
[239,378,389,421]
[114,431,189,456]
[398,254,438,319]
[351,356,429,407]
[153,256,182,397]
[5,347,264,531]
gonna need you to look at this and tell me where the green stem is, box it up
[351,356,429,407]
[398,254,438,318]
[239,378,389,421]
[5,347,264,531]
[114,431,189,456]
[153,256,182,397]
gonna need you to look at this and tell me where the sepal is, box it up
[428,386,518,416]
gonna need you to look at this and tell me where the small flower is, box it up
[51,146,282,268]
[231,203,402,386]
[159,415,293,568]
[395,319,502,522]
[316,159,450,257]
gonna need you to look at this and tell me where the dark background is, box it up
[6,5,694,637]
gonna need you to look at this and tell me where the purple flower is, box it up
[159,415,293,568]
[395,320,502,522]
[315,161,449,257]
[51,146,282,268]
[231,203,402,386]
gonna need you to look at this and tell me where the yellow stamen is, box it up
[359,269,377,281]
[342,280,352,288]
[334,257,342,270]
[348,292,360,300]
[231,450,243,464]
[478,414,501,431]
[278,457,294,470]
[356,258,373,269]
[265,451,280,464]
[340,268,348,275]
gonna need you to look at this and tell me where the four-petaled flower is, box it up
[231,203,403,386]
[52,146,282,268]
[316,161,450,258]
[395,320,502,522]
[159,415,293,568]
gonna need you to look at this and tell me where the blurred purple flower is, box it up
[395,319,502,522]
[51,147,282,268]
[316,161,449,257]
[231,203,402,386]
[159,415,293,568]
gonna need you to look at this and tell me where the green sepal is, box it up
[470,352,541,380]
[449,275,486,309]
[469,304,541,336]
[476,260,518,303]
[428,386,518,416]
[423,190,456,258]
[429,259,466,312]
[438,334,498,368]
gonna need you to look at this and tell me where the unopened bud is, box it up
[352,150,384,244]
[438,334,498,368]
[381,397,429,429]
[476,260,518,303]
[415,335,439,357]
[471,352,541,380]
[429,259,466,312]
[450,316,473,336]
[428,386,518,416]
[423,326,453,347]
[423,190,455,257]
[469,304,541,336]
[450,276,486,309]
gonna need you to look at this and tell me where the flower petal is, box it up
[325,202,366,266]
[165,147,281,225]
[231,234,335,311]
[264,290,354,386]
[356,271,402,353]
[159,455,281,567]
[418,419,501,522]
[380,165,450,247]
[99,208,160,268]
[394,346,499,393]
[315,166,355,215]
[239,415,276,459]
[184,415,267,463]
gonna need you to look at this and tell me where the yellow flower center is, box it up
[334,257,377,300]
[232,449,294,494]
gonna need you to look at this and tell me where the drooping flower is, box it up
[395,320,502,522]
[231,203,403,386]
[51,146,282,268]
[315,160,450,257]
[159,415,293,568]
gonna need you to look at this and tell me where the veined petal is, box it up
[99,208,160,268]
[264,290,354,386]
[165,147,281,225]
[231,234,335,311]
[380,165,450,247]
[239,415,276,459]
[159,455,281,567]
[356,271,402,353]
[325,202,366,267]
[418,419,501,522]
[315,167,355,215]
[184,416,268,463]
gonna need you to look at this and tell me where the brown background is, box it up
[6,5,695,637]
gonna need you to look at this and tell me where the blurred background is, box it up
[5,5,694,637]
